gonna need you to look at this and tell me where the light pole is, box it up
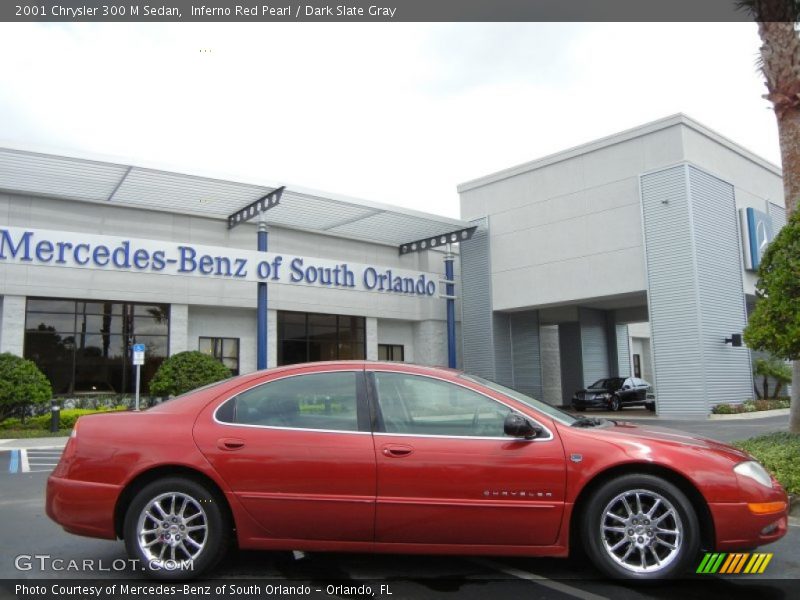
[228,186,285,370]
[399,226,476,369]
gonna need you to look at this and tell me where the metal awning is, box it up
[0,145,468,246]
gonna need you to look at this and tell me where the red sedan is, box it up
[46,361,788,580]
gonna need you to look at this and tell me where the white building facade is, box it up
[0,147,465,396]
[458,115,786,418]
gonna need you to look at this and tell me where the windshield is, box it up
[589,378,623,389]
[460,374,577,426]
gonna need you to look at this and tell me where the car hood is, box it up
[602,420,751,460]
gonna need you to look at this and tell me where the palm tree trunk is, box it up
[756,15,800,431]
[776,109,800,216]
[792,362,800,433]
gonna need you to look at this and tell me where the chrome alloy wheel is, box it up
[599,488,683,574]
[136,492,208,565]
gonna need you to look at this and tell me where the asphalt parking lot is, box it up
[0,415,797,600]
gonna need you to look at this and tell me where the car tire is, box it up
[609,396,621,412]
[581,474,700,580]
[573,405,586,412]
[646,402,656,412]
[124,477,230,579]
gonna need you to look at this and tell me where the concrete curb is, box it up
[708,408,790,421]
[0,437,69,451]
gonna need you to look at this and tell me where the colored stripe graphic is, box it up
[758,554,773,573]
[696,553,713,573]
[719,554,736,574]
[733,553,749,574]
[697,552,773,575]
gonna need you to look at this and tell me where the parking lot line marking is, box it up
[20,449,29,473]
[471,558,609,600]
[8,450,19,473]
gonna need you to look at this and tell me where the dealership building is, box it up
[0,114,787,418]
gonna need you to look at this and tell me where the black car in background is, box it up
[572,377,655,412]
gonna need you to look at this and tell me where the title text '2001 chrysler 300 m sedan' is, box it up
[46,362,788,580]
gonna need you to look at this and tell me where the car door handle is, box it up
[382,444,414,458]
[217,438,246,451]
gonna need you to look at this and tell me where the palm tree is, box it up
[739,0,800,431]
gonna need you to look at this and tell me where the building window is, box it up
[633,354,641,378]
[23,298,169,395]
[378,344,405,362]
[277,311,365,366]
[199,337,240,376]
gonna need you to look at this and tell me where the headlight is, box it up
[734,461,773,489]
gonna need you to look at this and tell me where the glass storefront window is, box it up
[199,337,240,376]
[277,311,366,366]
[23,297,169,395]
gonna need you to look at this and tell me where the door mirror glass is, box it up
[503,413,540,439]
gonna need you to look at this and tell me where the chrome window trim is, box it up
[369,370,555,443]
[212,368,366,435]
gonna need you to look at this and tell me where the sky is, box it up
[0,22,780,218]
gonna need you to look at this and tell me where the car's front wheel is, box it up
[123,477,230,579]
[581,474,699,579]
[608,395,621,411]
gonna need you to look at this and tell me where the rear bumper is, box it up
[46,475,120,540]
[709,501,788,550]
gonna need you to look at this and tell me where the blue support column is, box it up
[257,220,268,370]
[445,247,456,369]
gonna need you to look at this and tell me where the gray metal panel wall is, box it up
[493,312,514,386]
[641,165,706,417]
[580,308,610,387]
[460,221,497,379]
[769,202,787,232]
[510,311,543,399]
[616,324,631,377]
[689,166,753,409]
[559,322,583,404]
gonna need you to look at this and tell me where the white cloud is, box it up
[0,22,781,218]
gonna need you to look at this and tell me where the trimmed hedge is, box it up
[712,398,790,414]
[149,351,231,397]
[0,352,52,422]
[0,406,126,431]
[733,432,800,496]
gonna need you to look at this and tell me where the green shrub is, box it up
[0,353,52,422]
[149,351,231,397]
[0,406,126,431]
[34,406,126,430]
[734,432,800,496]
[711,398,791,414]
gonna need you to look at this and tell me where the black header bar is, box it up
[3,1,762,23]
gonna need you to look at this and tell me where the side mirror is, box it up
[622,385,631,390]
[504,413,541,439]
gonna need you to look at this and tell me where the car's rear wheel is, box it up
[645,402,656,412]
[123,477,230,579]
[609,396,621,411]
[581,474,699,579]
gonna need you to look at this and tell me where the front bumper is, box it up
[709,500,789,550]
[571,396,610,408]
[46,475,120,540]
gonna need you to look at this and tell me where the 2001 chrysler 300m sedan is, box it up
[46,361,788,580]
